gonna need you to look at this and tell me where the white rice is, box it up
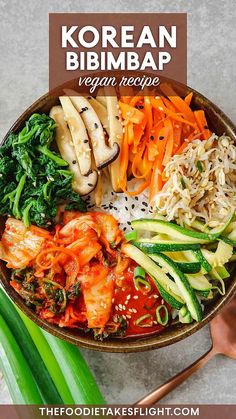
[85,178,153,230]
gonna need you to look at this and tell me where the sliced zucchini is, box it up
[150,253,203,321]
[193,250,212,273]
[132,219,212,243]
[134,241,201,253]
[165,250,199,263]
[178,306,193,324]
[219,235,236,247]
[186,274,212,291]
[132,214,234,243]
[175,262,201,273]
[151,277,184,309]
[196,289,213,299]
[122,244,184,309]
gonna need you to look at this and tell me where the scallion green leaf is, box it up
[156,305,169,326]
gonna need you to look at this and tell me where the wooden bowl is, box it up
[1,76,236,352]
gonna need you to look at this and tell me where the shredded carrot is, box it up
[118,90,212,202]
[36,246,80,272]
[194,110,211,140]
[184,92,193,106]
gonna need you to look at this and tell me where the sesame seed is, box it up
[133,295,139,300]
[161,299,164,304]
[118,304,123,310]
[126,315,131,319]
[127,294,131,300]
[122,315,127,320]
[158,106,164,111]
[122,305,126,310]
[112,298,115,303]
[132,308,137,313]
[154,294,159,298]
[125,300,128,305]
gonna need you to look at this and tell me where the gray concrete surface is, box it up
[0,0,236,405]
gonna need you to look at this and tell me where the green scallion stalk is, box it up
[124,230,137,242]
[0,314,43,404]
[134,267,151,293]
[135,314,153,327]
[17,308,106,405]
[41,330,106,405]
[156,305,169,326]
[134,266,146,279]
[17,308,75,404]
[0,288,63,404]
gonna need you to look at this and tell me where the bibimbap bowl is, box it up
[0,74,236,352]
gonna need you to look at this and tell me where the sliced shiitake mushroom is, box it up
[49,106,98,196]
[66,92,120,170]
[59,96,92,176]
[86,96,110,135]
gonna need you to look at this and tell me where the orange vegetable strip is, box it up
[167,95,195,123]
[162,97,176,112]
[175,131,204,155]
[150,97,196,128]
[36,246,80,272]
[127,122,134,145]
[144,96,153,131]
[160,83,195,123]
[162,119,174,166]
[172,122,182,154]
[120,96,131,104]
[132,124,146,154]
[194,110,212,140]
[129,96,143,107]
[149,131,168,203]
[184,92,193,106]
[119,101,144,124]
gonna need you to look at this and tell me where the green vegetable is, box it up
[196,161,204,173]
[122,244,184,309]
[18,309,105,404]
[156,305,169,326]
[135,314,152,327]
[178,306,193,323]
[41,330,106,405]
[150,253,203,322]
[194,249,212,273]
[0,288,63,404]
[175,261,201,273]
[134,266,146,279]
[131,215,234,243]
[0,314,43,404]
[124,230,137,241]
[0,113,86,227]
[134,241,201,252]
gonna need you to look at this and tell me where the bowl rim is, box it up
[1,78,236,353]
